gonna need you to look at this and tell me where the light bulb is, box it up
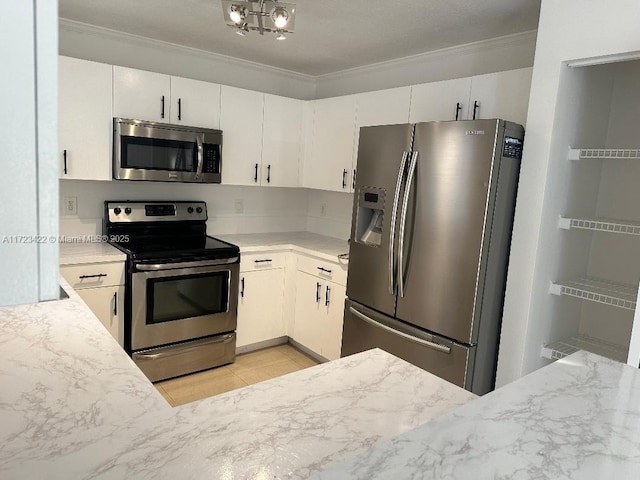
[229,5,245,24]
[276,32,286,40]
[271,6,289,29]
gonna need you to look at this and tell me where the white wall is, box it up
[496,0,640,387]
[0,0,58,307]
[305,190,354,241]
[59,181,310,238]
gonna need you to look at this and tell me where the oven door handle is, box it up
[135,256,239,271]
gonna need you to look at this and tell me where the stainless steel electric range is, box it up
[104,201,240,382]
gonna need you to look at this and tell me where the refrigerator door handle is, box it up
[398,151,419,298]
[349,306,451,353]
[389,151,409,295]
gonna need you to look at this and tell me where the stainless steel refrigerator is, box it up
[342,119,524,395]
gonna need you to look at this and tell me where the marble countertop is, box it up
[217,232,350,262]
[0,285,474,479]
[59,241,126,265]
[317,350,640,479]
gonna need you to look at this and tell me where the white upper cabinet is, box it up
[356,87,412,127]
[303,95,357,192]
[261,94,304,187]
[113,66,171,123]
[59,56,112,180]
[467,68,533,126]
[409,77,472,123]
[220,85,264,186]
[169,76,221,128]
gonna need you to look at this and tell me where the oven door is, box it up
[130,258,239,351]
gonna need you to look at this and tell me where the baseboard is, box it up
[287,338,328,364]
[235,336,288,355]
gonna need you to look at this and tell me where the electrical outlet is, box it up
[320,203,327,216]
[63,196,77,215]
[234,199,244,214]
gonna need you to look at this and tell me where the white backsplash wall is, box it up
[59,180,308,237]
[305,189,354,241]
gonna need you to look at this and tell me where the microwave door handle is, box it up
[196,135,204,180]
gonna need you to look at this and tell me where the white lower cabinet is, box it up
[292,270,346,361]
[61,261,125,347]
[76,285,124,347]
[236,267,285,348]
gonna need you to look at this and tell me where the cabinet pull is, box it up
[254,259,272,263]
[342,169,348,189]
[79,274,107,279]
[240,277,245,298]
[316,282,321,303]
[63,150,68,175]
[472,100,479,120]
[113,292,118,316]
[254,163,259,183]
[267,164,271,183]
[177,98,182,120]
[455,102,462,121]
[317,266,332,274]
[352,169,356,190]
[325,285,331,306]
[161,95,165,119]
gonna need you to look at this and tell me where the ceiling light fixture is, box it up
[222,0,296,39]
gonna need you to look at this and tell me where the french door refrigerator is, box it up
[342,119,524,395]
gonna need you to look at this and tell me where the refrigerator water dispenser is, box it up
[355,187,386,247]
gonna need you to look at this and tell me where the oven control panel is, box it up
[106,201,207,223]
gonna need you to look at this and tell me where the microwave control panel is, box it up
[203,144,221,173]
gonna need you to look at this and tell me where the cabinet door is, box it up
[467,68,533,126]
[261,94,304,187]
[319,281,346,360]
[304,96,357,192]
[409,77,472,123]
[58,56,112,180]
[292,271,324,355]
[170,76,221,129]
[352,87,412,192]
[113,66,171,122]
[77,285,124,347]
[236,269,285,348]
[220,85,264,185]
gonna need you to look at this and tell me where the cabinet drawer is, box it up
[61,262,125,289]
[296,254,348,286]
[240,252,287,272]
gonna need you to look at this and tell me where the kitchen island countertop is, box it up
[0,283,475,479]
[316,349,640,479]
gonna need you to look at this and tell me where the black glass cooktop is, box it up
[110,235,239,262]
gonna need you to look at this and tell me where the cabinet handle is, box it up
[317,266,332,274]
[254,259,272,263]
[325,285,331,306]
[113,292,118,316]
[161,95,165,119]
[79,274,107,279]
[267,164,271,183]
[178,98,182,121]
[254,163,259,183]
[316,282,321,303]
[455,102,462,121]
[240,277,245,298]
[342,169,348,189]
[352,169,356,190]
[472,100,479,120]
[63,149,68,175]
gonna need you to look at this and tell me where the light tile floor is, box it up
[155,343,319,407]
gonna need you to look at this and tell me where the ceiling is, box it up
[59,0,541,76]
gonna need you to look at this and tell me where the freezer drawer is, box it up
[342,299,473,389]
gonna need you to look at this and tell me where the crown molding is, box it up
[59,18,316,85]
[315,30,538,83]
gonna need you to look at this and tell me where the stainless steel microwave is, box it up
[113,118,222,183]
